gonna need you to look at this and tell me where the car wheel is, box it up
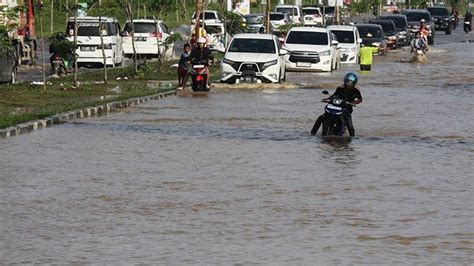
[9,66,17,85]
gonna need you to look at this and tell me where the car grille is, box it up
[239,63,260,76]
[289,51,320,63]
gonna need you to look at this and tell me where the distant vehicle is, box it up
[402,9,435,45]
[323,6,335,25]
[302,7,323,26]
[356,24,388,56]
[283,27,341,72]
[426,7,452,34]
[242,13,265,33]
[205,23,230,53]
[122,19,173,58]
[67,16,124,67]
[269,12,291,30]
[191,10,223,25]
[220,33,287,84]
[0,47,17,84]
[379,14,411,46]
[368,19,399,49]
[275,5,303,24]
[327,25,361,64]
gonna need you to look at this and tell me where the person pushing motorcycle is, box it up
[186,37,214,90]
[311,73,363,137]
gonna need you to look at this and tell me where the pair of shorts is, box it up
[177,67,187,77]
[360,65,372,71]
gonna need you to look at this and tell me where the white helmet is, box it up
[420,19,426,23]
[197,37,206,44]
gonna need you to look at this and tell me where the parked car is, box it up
[402,9,435,45]
[426,7,452,34]
[270,12,291,30]
[379,14,411,46]
[356,24,388,55]
[368,19,399,49]
[275,5,303,24]
[220,33,287,83]
[327,25,361,64]
[323,6,335,25]
[67,16,124,67]
[205,23,230,53]
[283,27,340,72]
[191,10,223,25]
[0,47,17,84]
[302,6,323,26]
[122,19,173,58]
[242,13,265,33]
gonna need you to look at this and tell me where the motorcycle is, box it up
[190,61,210,92]
[410,38,428,63]
[319,90,354,136]
[51,53,72,76]
[464,20,471,34]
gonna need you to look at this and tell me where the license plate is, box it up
[135,37,147,41]
[80,46,95,52]
[296,62,311,67]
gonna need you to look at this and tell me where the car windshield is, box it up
[357,27,382,38]
[380,17,406,28]
[371,21,395,32]
[303,9,320,15]
[193,12,217,20]
[427,8,449,16]
[286,31,328,45]
[405,12,431,22]
[276,7,298,15]
[325,7,335,14]
[76,23,101,36]
[270,14,285,20]
[331,30,355,43]
[124,23,156,33]
[246,16,264,24]
[228,38,276,53]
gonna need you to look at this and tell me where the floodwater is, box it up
[1,30,473,264]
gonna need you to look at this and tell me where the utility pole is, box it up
[265,0,271,33]
[50,0,53,33]
[195,0,203,38]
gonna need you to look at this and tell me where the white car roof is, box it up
[128,19,164,24]
[232,33,275,40]
[327,25,356,31]
[288,26,327,33]
[302,7,321,10]
[276,5,300,8]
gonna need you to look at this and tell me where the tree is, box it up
[117,0,138,74]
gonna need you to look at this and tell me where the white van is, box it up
[122,19,173,58]
[275,5,303,24]
[67,17,124,67]
[327,25,361,64]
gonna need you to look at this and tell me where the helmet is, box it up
[197,37,206,44]
[344,72,358,87]
[420,19,426,23]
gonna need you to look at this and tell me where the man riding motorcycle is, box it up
[186,37,214,90]
[464,10,472,34]
[411,31,428,54]
[311,73,363,137]
[419,19,430,43]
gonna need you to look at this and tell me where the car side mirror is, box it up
[357,38,362,44]
[331,40,339,46]
[279,49,288,56]
[322,90,329,95]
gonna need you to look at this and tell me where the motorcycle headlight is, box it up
[388,36,396,40]
[262,59,278,70]
[444,18,449,21]
[333,99,342,105]
[319,50,331,56]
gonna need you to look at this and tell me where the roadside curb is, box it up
[0,90,177,139]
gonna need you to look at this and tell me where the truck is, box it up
[0,0,38,66]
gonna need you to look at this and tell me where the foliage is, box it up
[223,11,243,36]
[48,32,76,60]
[0,25,12,56]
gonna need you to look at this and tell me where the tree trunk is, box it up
[73,2,79,87]
[99,15,108,84]
[39,4,46,91]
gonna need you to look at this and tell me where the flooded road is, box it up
[1,29,473,263]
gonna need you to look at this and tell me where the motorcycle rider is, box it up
[311,73,363,137]
[464,10,472,34]
[419,19,430,43]
[186,37,214,90]
[411,31,428,53]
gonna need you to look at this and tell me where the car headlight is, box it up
[262,59,278,70]
[388,36,396,40]
[399,31,406,35]
[444,18,449,21]
[223,58,235,65]
[350,47,356,52]
[319,50,331,56]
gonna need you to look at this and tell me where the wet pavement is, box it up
[1,28,473,263]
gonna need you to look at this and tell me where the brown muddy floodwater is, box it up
[1,31,473,264]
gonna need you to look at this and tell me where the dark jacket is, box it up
[188,47,214,65]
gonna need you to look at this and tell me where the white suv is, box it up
[67,17,123,67]
[283,27,340,72]
[302,7,323,26]
[275,5,303,24]
[327,25,361,64]
[122,19,173,58]
[220,34,287,84]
